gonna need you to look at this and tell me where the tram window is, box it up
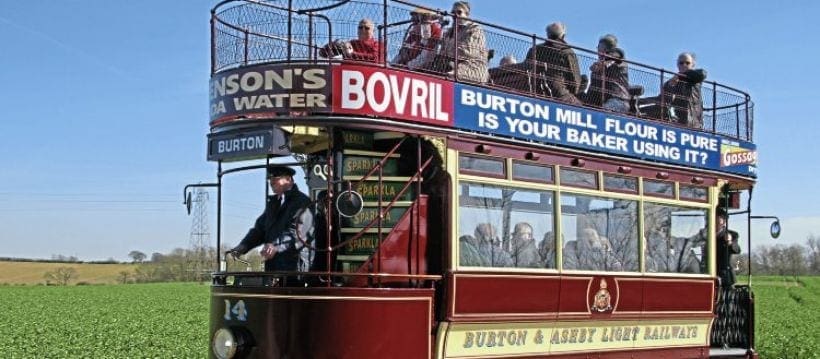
[643,179,674,198]
[459,154,505,178]
[680,185,708,202]
[603,174,638,193]
[643,203,708,274]
[458,182,555,269]
[559,167,598,189]
[512,161,554,184]
[560,193,638,272]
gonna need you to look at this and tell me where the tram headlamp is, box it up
[212,328,238,359]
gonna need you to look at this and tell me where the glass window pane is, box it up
[680,185,708,201]
[560,168,598,189]
[644,203,708,274]
[560,193,639,271]
[459,155,505,176]
[603,175,638,193]
[458,182,555,269]
[644,180,674,197]
[512,161,554,183]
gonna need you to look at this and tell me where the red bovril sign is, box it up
[332,64,454,127]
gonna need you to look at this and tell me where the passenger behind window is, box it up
[424,1,490,83]
[525,22,584,105]
[320,18,384,63]
[581,34,629,114]
[565,228,621,271]
[392,8,443,70]
[473,222,513,267]
[538,231,558,268]
[646,226,703,274]
[508,222,541,268]
[459,234,485,266]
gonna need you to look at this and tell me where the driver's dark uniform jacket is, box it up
[232,184,311,271]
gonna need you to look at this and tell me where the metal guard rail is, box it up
[211,0,754,142]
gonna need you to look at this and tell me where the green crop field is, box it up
[0,277,818,358]
[0,283,209,358]
[753,276,820,359]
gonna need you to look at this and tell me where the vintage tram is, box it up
[190,0,764,357]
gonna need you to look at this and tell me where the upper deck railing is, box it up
[210,0,754,142]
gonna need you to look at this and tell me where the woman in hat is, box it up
[392,7,442,69]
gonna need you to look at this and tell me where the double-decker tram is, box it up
[194,0,763,357]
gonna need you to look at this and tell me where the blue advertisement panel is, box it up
[454,84,757,177]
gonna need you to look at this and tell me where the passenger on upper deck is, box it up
[427,1,490,83]
[392,8,442,69]
[582,34,630,114]
[663,52,707,128]
[525,22,583,105]
[499,54,517,66]
[320,18,384,63]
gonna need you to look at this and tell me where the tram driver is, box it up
[228,165,311,272]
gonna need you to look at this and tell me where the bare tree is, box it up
[807,235,820,274]
[44,267,78,285]
[118,271,131,284]
[784,244,807,277]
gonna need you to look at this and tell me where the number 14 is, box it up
[223,299,247,321]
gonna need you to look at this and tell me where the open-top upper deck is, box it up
[208,0,757,179]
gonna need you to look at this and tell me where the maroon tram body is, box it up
[196,1,762,358]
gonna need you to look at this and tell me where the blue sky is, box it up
[1,0,817,261]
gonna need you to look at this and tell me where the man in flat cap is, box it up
[229,165,310,272]
[715,207,740,287]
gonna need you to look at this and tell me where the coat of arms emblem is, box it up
[591,278,613,312]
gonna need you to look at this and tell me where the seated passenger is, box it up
[499,54,517,66]
[582,34,629,113]
[525,22,583,105]
[565,228,621,271]
[392,8,442,69]
[538,231,558,268]
[473,222,513,267]
[320,18,384,63]
[459,234,485,266]
[426,1,490,83]
[489,54,529,91]
[509,222,541,268]
[646,227,703,274]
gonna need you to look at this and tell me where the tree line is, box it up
[118,246,263,284]
[38,235,820,285]
[736,235,820,277]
